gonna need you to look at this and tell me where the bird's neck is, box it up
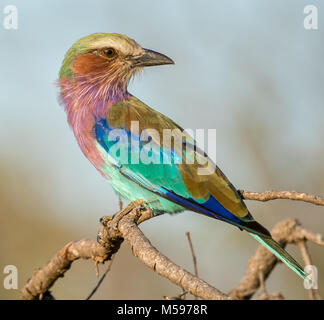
[59,73,130,126]
[58,73,131,168]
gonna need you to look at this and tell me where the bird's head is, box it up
[59,33,174,92]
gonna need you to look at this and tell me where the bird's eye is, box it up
[102,48,116,58]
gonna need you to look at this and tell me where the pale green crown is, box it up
[59,33,142,79]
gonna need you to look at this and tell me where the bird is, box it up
[58,33,307,281]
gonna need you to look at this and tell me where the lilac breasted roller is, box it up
[58,33,307,281]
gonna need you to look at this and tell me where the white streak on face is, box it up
[88,33,145,57]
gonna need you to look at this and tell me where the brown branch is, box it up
[118,195,123,210]
[21,189,324,300]
[297,241,321,300]
[85,254,116,300]
[255,271,284,300]
[186,231,198,300]
[240,190,324,206]
[165,232,200,300]
[20,201,136,300]
[164,291,187,300]
[21,200,230,300]
[229,219,324,300]
[116,202,231,300]
[186,232,198,278]
[20,240,112,300]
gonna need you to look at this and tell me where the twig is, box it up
[186,232,198,278]
[86,254,116,300]
[229,219,324,300]
[21,189,324,300]
[254,271,284,300]
[166,232,199,300]
[164,291,188,300]
[21,202,147,299]
[258,271,267,296]
[119,195,123,210]
[116,203,231,300]
[186,232,199,300]
[239,190,324,206]
[297,241,321,300]
[94,261,99,278]
[21,200,230,300]
[20,240,112,300]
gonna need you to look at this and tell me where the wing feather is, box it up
[104,96,250,220]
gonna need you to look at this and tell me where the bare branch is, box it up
[164,291,187,300]
[85,254,116,300]
[186,232,198,278]
[229,219,324,299]
[255,292,285,300]
[21,189,324,300]
[21,200,230,300]
[255,271,284,300]
[297,241,321,300]
[21,240,111,300]
[116,202,231,300]
[240,190,324,206]
[118,195,123,211]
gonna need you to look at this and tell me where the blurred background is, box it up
[1,0,323,299]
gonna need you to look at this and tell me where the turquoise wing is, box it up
[95,96,269,236]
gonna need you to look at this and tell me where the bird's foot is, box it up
[99,216,112,227]
[111,199,147,231]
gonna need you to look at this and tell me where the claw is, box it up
[100,216,112,227]
[112,221,120,231]
[111,199,148,231]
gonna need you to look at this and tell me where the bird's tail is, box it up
[249,232,307,280]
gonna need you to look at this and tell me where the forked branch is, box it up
[21,190,324,300]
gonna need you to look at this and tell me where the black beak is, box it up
[130,48,174,67]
